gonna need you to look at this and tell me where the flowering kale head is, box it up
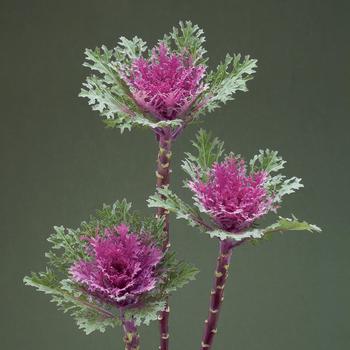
[70,224,163,307]
[121,43,206,121]
[189,157,273,232]
[24,200,198,333]
[148,130,318,242]
[80,21,257,137]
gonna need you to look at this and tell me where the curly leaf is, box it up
[125,301,166,326]
[23,270,119,334]
[83,46,116,83]
[249,149,304,202]
[182,129,224,183]
[204,54,257,112]
[264,216,321,234]
[163,20,207,65]
[115,36,147,64]
[163,259,199,294]
[250,149,286,174]
[147,186,199,227]
[207,216,320,241]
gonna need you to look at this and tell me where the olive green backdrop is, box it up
[1,0,349,349]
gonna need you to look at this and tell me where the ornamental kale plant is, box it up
[24,21,320,350]
[24,201,197,339]
[148,130,321,349]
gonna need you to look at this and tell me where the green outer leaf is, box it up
[115,36,147,63]
[147,186,200,228]
[250,149,286,174]
[249,149,304,202]
[204,54,257,113]
[208,216,321,241]
[83,46,116,83]
[124,301,166,326]
[264,215,322,234]
[207,228,264,241]
[23,270,120,334]
[162,20,207,65]
[162,259,199,294]
[182,129,224,183]
[272,176,303,202]
[131,115,183,129]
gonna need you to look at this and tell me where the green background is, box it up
[1,0,349,349]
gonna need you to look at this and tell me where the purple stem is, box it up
[155,129,172,350]
[122,317,140,350]
[200,239,235,350]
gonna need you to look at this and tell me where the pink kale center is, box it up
[123,44,206,120]
[190,158,273,233]
[70,224,163,307]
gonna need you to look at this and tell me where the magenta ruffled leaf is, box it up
[189,157,273,233]
[121,43,207,122]
[70,225,163,307]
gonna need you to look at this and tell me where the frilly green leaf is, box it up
[250,149,304,202]
[147,186,199,228]
[264,215,322,234]
[162,20,207,65]
[23,270,120,335]
[204,54,257,113]
[182,129,224,184]
[197,216,321,242]
[125,301,166,326]
[250,149,286,174]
